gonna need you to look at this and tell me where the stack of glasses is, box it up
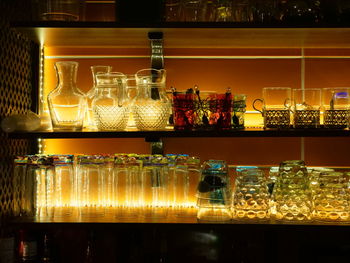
[13,154,201,219]
[198,160,350,223]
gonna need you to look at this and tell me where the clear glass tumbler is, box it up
[312,171,350,222]
[322,87,350,129]
[197,160,232,222]
[272,160,312,222]
[292,88,321,128]
[232,168,270,221]
[141,156,169,218]
[77,155,108,218]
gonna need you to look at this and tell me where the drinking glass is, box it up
[172,89,197,130]
[197,160,232,222]
[163,0,182,21]
[141,156,169,218]
[214,0,233,22]
[322,87,350,129]
[77,155,108,218]
[182,0,206,21]
[232,94,246,129]
[292,88,321,128]
[114,155,141,218]
[272,160,312,222]
[312,171,350,222]
[232,169,270,221]
[52,155,74,217]
[232,0,253,22]
[194,88,232,130]
[13,156,28,217]
[253,87,292,129]
[37,0,81,21]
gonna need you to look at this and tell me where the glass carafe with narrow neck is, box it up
[47,61,86,131]
[133,69,171,130]
[85,65,112,130]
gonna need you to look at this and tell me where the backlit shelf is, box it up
[8,128,350,140]
[11,21,350,48]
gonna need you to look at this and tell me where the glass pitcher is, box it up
[47,61,87,131]
[133,69,171,130]
[85,65,112,130]
[91,72,129,131]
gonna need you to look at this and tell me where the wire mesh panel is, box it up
[0,1,37,220]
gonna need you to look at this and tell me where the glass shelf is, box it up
[11,21,350,48]
[8,128,350,140]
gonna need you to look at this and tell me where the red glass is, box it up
[172,92,196,130]
[208,93,232,130]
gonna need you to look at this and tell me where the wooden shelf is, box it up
[8,128,350,140]
[11,21,350,48]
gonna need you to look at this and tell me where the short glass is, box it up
[312,171,350,222]
[292,88,321,128]
[322,87,350,129]
[181,0,206,21]
[37,0,81,21]
[272,160,312,222]
[232,169,270,221]
[163,0,182,21]
[194,89,232,130]
[197,160,232,222]
[232,94,246,129]
[172,90,197,130]
[253,87,292,129]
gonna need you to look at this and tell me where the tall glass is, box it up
[114,155,141,218]
[182,0,206,21]
[77,155,107,218]
[322,87,350,129]
[141,156,169,218]
[272,160,312,222]
[52,155,74,217]
[13,157,28,217]
[37,0,81,21]
[172,90,197,130]
[85,65,112,130]
[47,61,87,131]
[292,88,321,128]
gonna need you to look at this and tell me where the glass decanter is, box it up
[47,61,86,131]
[85,65,112,130]
[133,69,171,130]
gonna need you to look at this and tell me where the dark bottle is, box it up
[40,233,54,263]
[83,231,95,263]
[18,230,38,263]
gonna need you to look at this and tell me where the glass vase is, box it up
[47,61,86,131]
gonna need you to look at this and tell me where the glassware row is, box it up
[13,154,201,219]
[13,155,350,223]
[199,159,350,223]
[253,87,350,129]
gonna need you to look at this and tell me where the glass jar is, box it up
[47,61,87,131]
[85,65,112,130]
[133,69,171,130]
[91,72,129,131]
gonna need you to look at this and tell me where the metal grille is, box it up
[324,110,349,129]
[294,110,320,129]
[0,2,37,219]
[264,109,290,129]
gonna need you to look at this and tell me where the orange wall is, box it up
[42,47,350,166]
